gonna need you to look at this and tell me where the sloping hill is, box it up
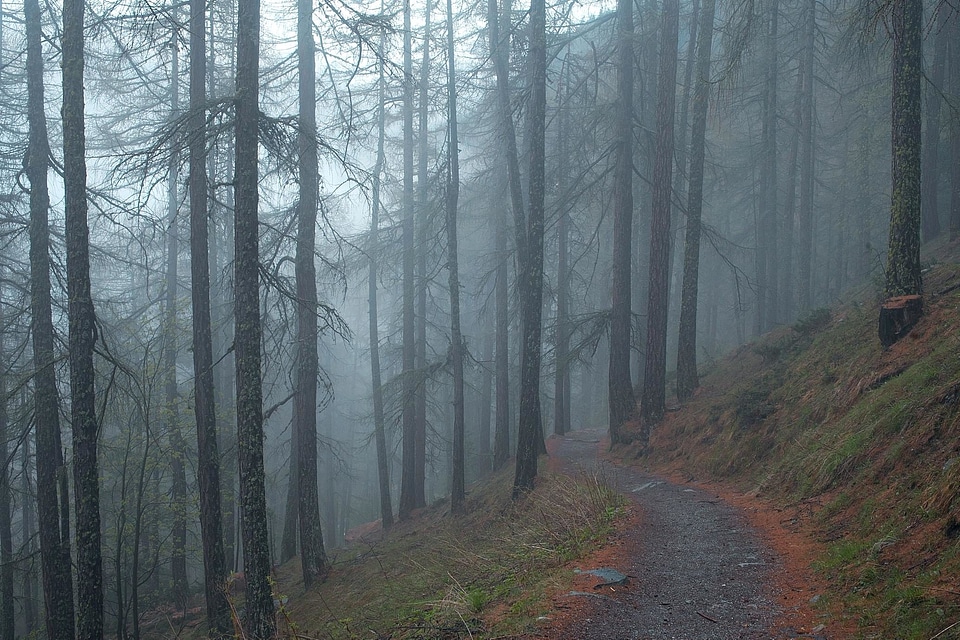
[627,262,960,638]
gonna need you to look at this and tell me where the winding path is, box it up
[538,428,824,640]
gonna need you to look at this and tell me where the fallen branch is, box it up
[696,611,719,623]
[930,619,960,639]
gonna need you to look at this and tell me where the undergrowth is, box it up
[263,465,625,639]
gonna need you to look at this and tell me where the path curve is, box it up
[536,428,819,640]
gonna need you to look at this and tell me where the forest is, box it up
[0,0,955,633]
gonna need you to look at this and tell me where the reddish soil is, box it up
[534,430,856,639]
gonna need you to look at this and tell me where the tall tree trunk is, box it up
[634,0,660,386]
[190,0,230,631]
[369,31,394,527]
[493,191,511,467]
[920,6,946,242]
[513,0,547,496]
[130,407,154,640]
[398,0,418,521]
[884,0,923,297]
[0,288,13,640]
[479,335,493,468]
[414,0,432,510]
[0,47,9,640]
[446,0,466,514]
[554,57,570,438]
[295,0,328,588]
[490,0,526,248]
[488,0,538,444]
[235,0,276,631]
[208,7,239,573]
[319,403,338,549]
[797,0,815,311]
[760,0,779,331]
[62,0,103,633]
[488,0,512,471]
[113,441,129,640]
[780,66,804,322]
[672,0,700,242]
[21,438,38,636]
[857,111,873,278]
[280,446,298,564]
[608,0,638,444]
[950,19,960,241]
[675,0,715,402]
[639,0,680,433]
[165,25,189,603]
[666,0,700,358]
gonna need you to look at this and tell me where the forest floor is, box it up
[532,428,850,639]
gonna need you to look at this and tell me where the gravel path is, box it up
[543,428,791,640]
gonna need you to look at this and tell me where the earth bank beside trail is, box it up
[607,260,960,638]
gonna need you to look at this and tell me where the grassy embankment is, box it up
[628,260,960,638]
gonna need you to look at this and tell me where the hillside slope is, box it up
[624,262,960,638]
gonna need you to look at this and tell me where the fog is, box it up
[0,0,950,633]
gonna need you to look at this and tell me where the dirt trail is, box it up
[536,428,828,640]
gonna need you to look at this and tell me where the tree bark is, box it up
[130,394,155,640]
[797,0,815,311]
[280,445,298,564]
[633,0,659,385]
[398,0,418,520]
[759,0,779,331]
[666,0,700,357]
[608,0,638,444]
[165,26,189,603]
[62,0,103,633]
[488,0,512,471]
[780,66,804,322]
[235,0,276,631]
[514,0,547,496]
[0,44,13,640]
[0,288,14,640]
[640,0,680,433]
[490,0,527,251]
[884,0,923,297]
[676,0,715,402]
[493,190,511,468]
[208,7,238,573]
[446,0,466,514]
[414,0,433,510]
[369,31,394,527]
[190,0,230,631]
[21,438,38,636]
[554,56,571,438]
[296,0,329,588]
[920,6,946,242]
[950,17,960,241]
[857,110,873,279]
[479,335,493,469]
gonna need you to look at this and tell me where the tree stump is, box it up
[878,294,923,347]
